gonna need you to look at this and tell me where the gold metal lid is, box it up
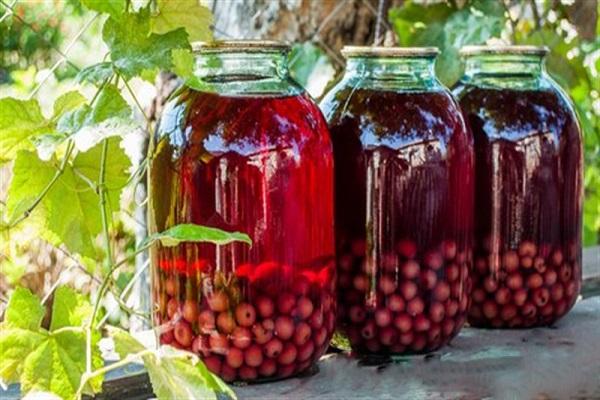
[192,40,290,53]
[341,46,440,58]
[459,45,549,56]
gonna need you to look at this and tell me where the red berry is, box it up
[379,326,397,346]
[429,302,445,323]
[544,269,558,286]
[459,294,469,312]
[507,273,524,290]
[482,300,498,319]
[382,254,400,272]
[518,241,537,257]
[314,327,328,347]
[198,309,216,333]
[411,335,427,352]
[533,287,550,307]
[220,364,237,382]
[309,310,324,329]
[527,273,543,289]
[445,300,459,317]
[353,274,369,292]
[278,364,296,378]
[264,337,283,358]
[165,277,177,296]
[192,335,209,355]
[258,359,277,377]
[503,251,519,272]
[167,298,179,319]
[521,302,537,318]
[298,340,315,362]
[420,269,438,290]
[513,288,527,306]
[554,300,567,317]
[475,257,488,274]
[209,332,229,354]
[226,347,244,368]
[275,316,294,340]
[235,303,256,327]
[433,282,450,302]
[414,314,431,332]
[374,308,392,327]
[174,320,192,348]
[349,305,366,323]
[407,297,425,316]
[442,240,457,260]
[427,324,442,344]
[424,251,443,270]
[551,250,564,266]
[294,322,312,346]
[472,288,486,303]
[521,256,533,269]
[232,327,252,349]
[161,329,174,345]
[397,239,417,259]
[378,275,397,295]
[559,263,572,283]
[244,344,263,367]
[203,356,221,375]
[565,280,577,297]
[182,299,199,323]
[296,297,314,320]
[387,294,405,312]
[361,321,376,339]
[550,283,564,302]
[483,276,498,293]
[402,260,420,279]
[399,331,414,346]
[500,304,517,321]
[494,287,511,305]
[278,343,298,365]
[238,366,258,381]
[252,323,273,345]
[208,291,229,312]
[217,312,236,334]
[277,293,296,314]
[533,257,546,273]
[256,296,275,318]
[446,263,460,282]
[442,319,455,336]
[400,281,418,300]
[540,303,554,317]
[394,313,412,333]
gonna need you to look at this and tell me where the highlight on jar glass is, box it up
[320,46,474,355]
[453,45,584,328]
[148,41,336,382]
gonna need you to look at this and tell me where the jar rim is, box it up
[341,46,439,58]
[460,45,549,56]
[191,40,290,53]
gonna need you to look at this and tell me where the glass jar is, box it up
[453,46,583,328]
[148,41,335,382]
[320,47,474,354]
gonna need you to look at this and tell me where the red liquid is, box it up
[454,86,583,328]
[149,90,335,382]
[321,88,474,354]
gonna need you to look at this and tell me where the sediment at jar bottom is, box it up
[469,239,581,328]
[337,238,471,354]
[154,259,336,383]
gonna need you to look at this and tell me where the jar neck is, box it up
[190,50,299,95]
[462,54,546,88]
[345,56,438,90]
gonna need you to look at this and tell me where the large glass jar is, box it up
[148,41,335,382]
[320,47,474,355]
[453,46,583,328]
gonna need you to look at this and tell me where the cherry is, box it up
[482,300,498,319]
[309,310,324,329]
[400,281,418,300]
[401,260,420,279]
[533,257,546,273]
[551,250,564,266]
[503,251,519,272]
[220,364,237,382]
[244,344,263,367]
[278,343,298,365]
[472,288,486,303]
[339,254,353,271]
[540,303,554,317]
[256,296,275,318]
[513,288,528,306]
[167,298,179,319]
[231,326,252,349]
[544,269,558,286]
[424,251,443,271]
[407,297,425,316]
[192,335,209,355]
[394,313,412,333]
[527,273,544,289]
[293,277,311,296]
[445,263,460,282]
[433,282,450,302]
[225,347,244,368]
[521,302,537,319]
[427,324,442,343]
[198,310,216,333]
[174,320,192,348]
[500,304,517,321]
[520,256,533,269]
[217,312,236,334]
[475,257,488,274]
[411,335,427,352]
[379,327,397,346]
[209,332,229,354]
[361,321,376,339]
[349,305,366,323]
[258,359,277,377]
[550,283,564,302]
[365,339,382,353]
[387,294,405,312]
[314,327,328,347]
[554,300,567,316]
[420,269,438,290]
[235,303,256,327]
[160,329,174,345]
[399,332,414,346]
[374,308,392,327]
[182,299,199,323]
[203,356,222,375]
[298,340,315,362]
[518,241,537,257]
[277,293,296,314]
[275,316,294,340]
[397,239,417,259]
[414,314,431,332]
[208,291,229,313]
[165,277,177,296]
[565,280,577,297]
[278,364,296,378]
[559,263,572,283]
[445,300,459,318]
[295,297,314,320]
[429,302,445,323]
[294,322,312,346]
[378,275,397,295]
[442,319,455,336]
[507,273,524,290]
[483,276,499,293]
[442,240,457,260]
[353,274,369,292]
[494,287,511,305]
[238,366,258,381]
[252,322,273,345]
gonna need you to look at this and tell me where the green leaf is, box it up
[150,0,213,42]
[0,97,50,163]
[91,84,130,122]
[52,91,88,121]
[81,0,126,17]
[76,62,115,85]
[145,223,252,247]
[57,104,93,135]
[172,48,194,78]
[103,10,190,79]
[289,42,331,87]
[0,259,26,285]
[72,137,132,212]
[49,287,93,331]
[4,287,45,331]
[0,328,47,384]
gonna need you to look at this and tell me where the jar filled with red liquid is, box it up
[148,41,335,382]
[453,46,583,328]
[320,47,474,354]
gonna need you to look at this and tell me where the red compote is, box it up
[453,46,583,328]
[148,41,335,382]
[320,47,474,355]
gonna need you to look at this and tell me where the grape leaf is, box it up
[144,223,252,247]
[172,48,194,78]
[0,98,50,163]
[76,62,115,85]
[81,0,126,18]
[91,84,131,122]
[0,328,47,384]
[52,91,88,121]
[103,10,190,79]
[4,287,45,331]
[150,0,213,42]
[49,286,93,330]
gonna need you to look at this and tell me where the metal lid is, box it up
[192,40,290,53]
[341,46,439,58]
[460,45,549,56]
